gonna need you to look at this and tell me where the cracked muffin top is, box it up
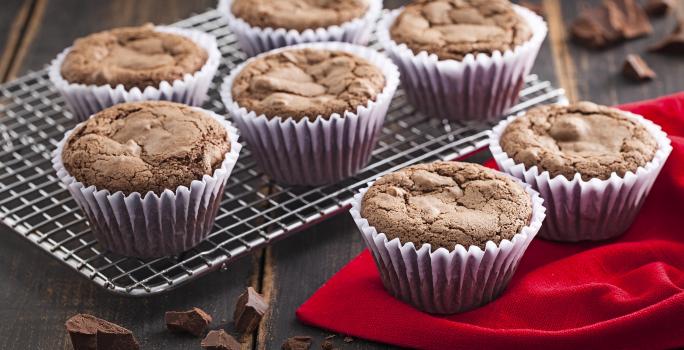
[60,24,207,89]
[389,0,532,61]
[231,48,385,121]
[361,161,532,250]
[499,102,658,181]
[231,0,369,31]
[61,101,231,195]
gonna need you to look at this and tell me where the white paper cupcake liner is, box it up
[217,0,382,57]
[350,176,545,314]
[489,109,672,242]
[48,26,222,122]
[220,42,399,186]
[51,108,242,258]
[377,5,547,122]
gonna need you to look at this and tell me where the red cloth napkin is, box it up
[296,93,684,350]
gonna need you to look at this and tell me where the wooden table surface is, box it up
[0,1,682,349]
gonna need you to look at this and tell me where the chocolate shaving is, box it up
[201,330,241,350]
[622,54,657,81]
[571,0,652,48]
[282,336,313,350]
[644,0,675,16]
[65,314,140,350]
[321,338,338,350]
[165,307,213,337]
[234,287,269,334]
[343,336,354,343]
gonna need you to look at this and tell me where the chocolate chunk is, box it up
[571,4,624,48]
[321,338,338,350]
[622,54,657,81]
[343,336,354,343]
[65,314,140,350]
[644,0,674,16]
[282,336,312,350]
[201,330,241,350]
[613,0,653,39]
[165,307,213,337]
[650,23,684,53]
[234,287,269,334]
[519,1,544,16]
[571,0,652,48]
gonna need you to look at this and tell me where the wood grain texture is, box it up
[1,0,684,349]
[11,0,214,75]
[0,0,30,81]
[559,0,684,105]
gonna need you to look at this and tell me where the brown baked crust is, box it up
[361,161,532,250]
[499,102,658,181]
[60,24,207,89]
[61,101,231,195]
[231,0,369,31]
[231,48,385,121]
[389,0,533,61]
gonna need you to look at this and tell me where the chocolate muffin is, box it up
[60,24,208,89]
[361,161,532,249]
[389,0,533,61]
[499,102,658,181]
[231,0,369,31]
[61,101,231,195]
[230,48,386,120]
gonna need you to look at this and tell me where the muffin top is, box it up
[389,0,533,61]
[361,161,532,250]
[231,0,369,31]
[61,101,231,195]
[500,102,658,181]
[60,24,207,89]
[231,48,385,121]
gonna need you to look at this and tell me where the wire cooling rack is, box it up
[0,8,566,296]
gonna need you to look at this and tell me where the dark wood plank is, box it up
[560,0,684,105]
[0,230,258,349]
[257,214,397,350]
[9,0,215,77]
[0,0,29,81]
[0,1,256,349]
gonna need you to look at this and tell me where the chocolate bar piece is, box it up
[234,287,269,334]
[201,330,241,350]
[650,23,684,54]
[622,54,657,81]
[571,0,652,48]
[65,314,140,350]
[165,307,213,337]
[282,336,312,350]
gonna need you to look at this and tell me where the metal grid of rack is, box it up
[0,8,566,296]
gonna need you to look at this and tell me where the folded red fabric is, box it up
[296,93,684,350]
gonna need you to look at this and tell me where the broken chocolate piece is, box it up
[201,330,241,350]
[321,338,337,350]
[234,287,269,334]
[622,54,657,81]
[644,0,675,16]
[571,4,624,48]
[65,314,140,350]
[571,0,652,48]
[165,307,213,337]
[282,336,313,350]
[613,0,653,39]
[343,336,354,343]
[519,1,544,16]
[650,23,684,53]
